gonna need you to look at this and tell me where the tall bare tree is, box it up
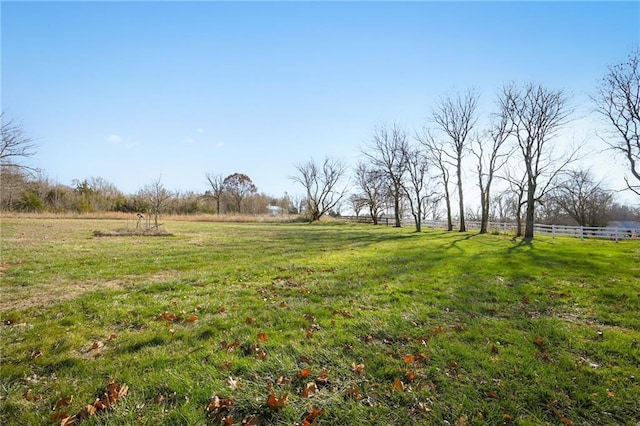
[432,89,479,232]
[594,49,640,196]
[1,113,37,173]
[417,130,453,231]
[362,124,409,227]
[353,161,388,225]
[499,83,575,239]
[401,144,434,232]
[291,157,348,222]
[205,172,225,215]
[472,114,512,234]
[551,169,613,227]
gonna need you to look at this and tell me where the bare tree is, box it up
[502,165,528,237]
[205,172,225,215]
[401,144,434,232]
[291,157,348,222]
[417,130,453,231]
[552,169,613,227]
[353,161,388,225]
[140,176,173,229]
[472,114,512,234]
[499,83,575,239]
[1,113,37,172]
[432,89,479,232]
[362,124,409,227]
[594,49,640,196]
[222,173,257,213]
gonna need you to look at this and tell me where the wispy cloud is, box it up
[184,138,197,144]
[106,134,122,144]
[106,134,137,149]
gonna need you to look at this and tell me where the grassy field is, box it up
[1,217,638,425]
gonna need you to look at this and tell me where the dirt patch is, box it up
[0,271,181,313]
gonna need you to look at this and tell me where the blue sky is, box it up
[2,1,639,203]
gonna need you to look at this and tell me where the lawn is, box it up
[1,217,638,425]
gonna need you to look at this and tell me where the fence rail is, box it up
[336,216,640,240]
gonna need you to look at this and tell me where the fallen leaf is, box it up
[301,382,317,398]
[402,354,415,365]
[257,332,268,342]
[299,368,311,378]
[486,390,498,398]
[267,391,288,409]
[393,378,404,391]
[246,317,254,324]
[226,377,240,390]
[405,370,417,381]
[53,396,73,410]
[185,315,198,323]
[351,362,365,375]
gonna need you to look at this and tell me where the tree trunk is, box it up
[393,188,401,227]
[524,183,536,239]
[444,190,453,232]
[479,194,489,234]
[457,161,465,232]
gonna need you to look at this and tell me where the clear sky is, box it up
[2,1,639,204]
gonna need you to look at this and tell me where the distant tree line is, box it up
[2,50,639,239]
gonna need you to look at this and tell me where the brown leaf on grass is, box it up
[333,309,352,318]
[267,391,288,409]
[246,317,255,324]
[60,414,78,426]
[534,336,544,348]
[53,396,73,410]
[107,333,117,341]
[30,349,43,359]
[257,332,268,342]
[393,378,404,392]
[218,307,227,314]
[486,390,498,399]
[300,382,317,398]
[206,395,235,419]
[606,389,615,397]
[221,416,234,425]
[316,369,330,385]
[220,339,241,352]
[159,312,180,322]
[402,354,415,365]
[226,377,240,390]
[351,362,365,375]
[299,368,311,378]
[405,370,417,381]
[277,376,291,386]
[344,386,363,401]
[431,325,445,335]
[185,315,198,323]
[302,405,324,425]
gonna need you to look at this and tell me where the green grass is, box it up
[1,217,639,425]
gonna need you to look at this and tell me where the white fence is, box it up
[338,216,640,240]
